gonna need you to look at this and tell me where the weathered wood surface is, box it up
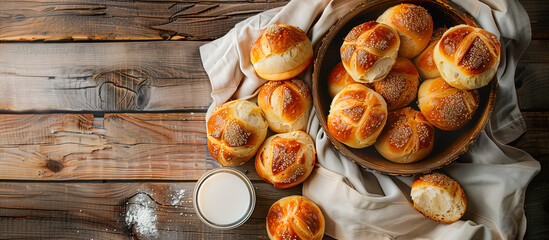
[0,113,263,181]
[0,0,289,41]
[0,181,301,239]
[0,41,212,111]
[0,39,547,112]
[0,0,543,40]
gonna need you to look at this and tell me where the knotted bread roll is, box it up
[418,77,479,131]
[327,84,388,148]
[413,27,447,80]
[251,24,313,81]
[374,107,434,163]
[340,21,400,83]
[373,57,419,111]
[258,79,312,133]
[411,172,467,224]
[267,196,325,240]
[433,25,501,90]
[327,62,372,98]
[377,3,433,58]
[255,131,315,189]
[207,100,268,166]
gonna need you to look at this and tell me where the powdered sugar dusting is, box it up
[170,188,187,205]
[125,193,158,237]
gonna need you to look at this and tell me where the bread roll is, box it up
[340,21,400,83]
[251,24,313,81]
[327,84,388,148]
[373,57,419,110]
[328,62,372,98]
[413,27,447,80]
[256,131,315,189]
[267,195,325,240]
[433,25,501,90]
[417,77,479,131]
[374,107,434,163]
[377,4,433,58]
[258,79,312,133]
[207,100,268,166]
[411,172,467,224]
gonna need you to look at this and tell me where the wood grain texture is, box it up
[520,0,549,39]
[1,39,548,112]
[0,181,302,239]
[0,41,212,111]
[0,0,289,41]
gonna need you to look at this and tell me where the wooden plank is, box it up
[515,63,549,111]
[0,0,288,41]
[0,41,212,111]
[0,39,547,112]
[520,0,549,39]
[0,181,302,239]
[514,112,549,159]
[0,113,262,180]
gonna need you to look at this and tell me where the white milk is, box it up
[196,172,252,225]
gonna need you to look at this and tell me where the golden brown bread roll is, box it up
[413,27,447,80]
[433,25,501,90]
[255,131,315,189]
[267,195,325,240]
[258,79,312,133]
[340,21,400,83]
[411,172,467,224]
[373,57,419,111]
[374,107,434,163]
[207,100,268,166]
[251,24,313,81]
[328,62,372,98]
[377,3,433,58]
[417,77,479,131]
[327,84,388,148]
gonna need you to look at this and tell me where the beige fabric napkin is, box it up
[199,0,541,239]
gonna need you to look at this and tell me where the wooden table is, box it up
[0,0,547,239]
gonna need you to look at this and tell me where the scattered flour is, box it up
[125,193,158,237]
[170,188,187,205]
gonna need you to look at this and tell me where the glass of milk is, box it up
[193,167,256,229]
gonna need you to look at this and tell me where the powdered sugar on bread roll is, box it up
[411,172,467,224]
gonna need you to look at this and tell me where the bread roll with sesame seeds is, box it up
[413,27,447,80]
[340,21,400,83]
[411,172,467,224]
[251,24,313,81]
[433,25,501,90]
[207,100,268,166]
[255,131,316,189]
[374,107,434,163]
[377,3,433,58]
[373,57,419,111]
[327,62,373,98]
[327,84,387,148]
[258,79,312,133]
[417,77,479,131]
[267,196,325,240]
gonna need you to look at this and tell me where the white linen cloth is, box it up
[199,0,541,239]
